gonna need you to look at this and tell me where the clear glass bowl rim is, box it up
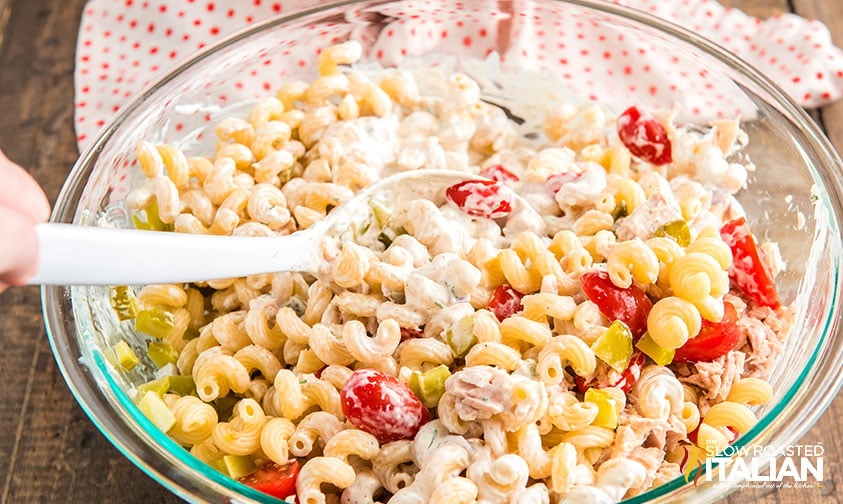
[41,0,843,502]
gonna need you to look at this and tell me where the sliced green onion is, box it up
[138,391,176,433]
[445,315,476,358]
[168,375,197,396]
[591,320,633,373]
[147,341,179,368]
[135,308,175,339]
[635,332,675,366]
[109,286,138,321]
[585,388,620,429]
[223,455,257,480]
[408,365,451,408]
[655,220,691,247]
[138,377,170,397]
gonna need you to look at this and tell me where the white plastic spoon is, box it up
[28,170,541,286]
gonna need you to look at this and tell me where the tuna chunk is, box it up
[679,351,746,407]
[445,366,512,421]
[615,192,682,241]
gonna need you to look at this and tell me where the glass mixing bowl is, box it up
[42,0,843,502]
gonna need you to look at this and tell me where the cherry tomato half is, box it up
[617,106,672,165]
[240,461,299,500]
[673,301,741,363]
[445,179,513,219]
[720,217,780,309]
[341,369,430,443]
[479,164,520,183]
[576,352,645,394]
[487,284,525,321]
[581,270,653,340]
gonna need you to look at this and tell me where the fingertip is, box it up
[0,205,40,285]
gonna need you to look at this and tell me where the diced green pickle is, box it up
[378,226,406,248]
[107,340,139,371]
[591,320,633,373]
[132,202,173,232]
[445,315,476,358]
[408,365,451,408]
[655,220,691,247]
[369,197,394,227]
[214,395,238,420]
[135,308,175,339]
[183,327,200,341]
[147,341,179,368]
[109,286,138,321]
[138,391,176,433]
[584,388,620,429]
[138,377,170,397]
[168,375,197,396]
[223,455,257,480]
[635,332,676,366]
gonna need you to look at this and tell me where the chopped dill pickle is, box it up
[585,388,620,429]
[369,197,394,227]
[168,375,196,396]
[147,341,179,368]
[445,315,476,357]
[211,458,229,475]
[353,217,372,240]
[109,286,138,321]
[223,455,257,480]
[183,327,200,341]
[135,308,175,339]
[214,395,238,420]
[138,377,170,397]
[611,200,628,220]
[132,202,173,232]
[106,340,139,371]
[377,226,403,248]
[138,391,176,433]
[635,332,675,366]
[655,220,691,247]
[409,365,451,408]
[591,320,633,373]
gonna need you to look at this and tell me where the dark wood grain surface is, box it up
[0,0,841,502]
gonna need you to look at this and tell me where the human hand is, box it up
[0,150,51,292]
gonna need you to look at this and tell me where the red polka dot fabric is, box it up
[75,0,843,150]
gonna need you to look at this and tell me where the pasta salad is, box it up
[113,42,794,504]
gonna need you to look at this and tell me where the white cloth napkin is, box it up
[74,0,843,148]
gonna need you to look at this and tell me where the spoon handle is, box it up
[28,223,318,286]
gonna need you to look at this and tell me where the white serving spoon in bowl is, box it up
[28,170,542,286]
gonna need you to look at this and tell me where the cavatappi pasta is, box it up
[121,42,795,503]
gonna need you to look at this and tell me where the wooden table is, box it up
[0,0,841,502]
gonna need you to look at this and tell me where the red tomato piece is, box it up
[400,327,423,342]
[673,301,741,363]
[720,217,781,309]
[487,284,525,321]
[545,171,582,194]
[611,351,646,393]
[617,106,672,165]
[240,461,299,500]
[575,352,645,394]
[341,369,430,443]
[445,179,513,219]
[479,164,520,182]
[580,270,652,339]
